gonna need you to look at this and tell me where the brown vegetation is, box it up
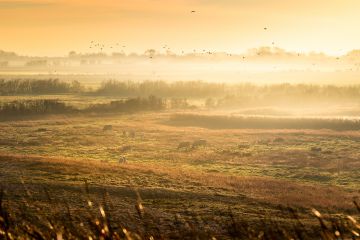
[168,114,360,131]
[0,153,359,239]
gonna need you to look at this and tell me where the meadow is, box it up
[0,79,360,239]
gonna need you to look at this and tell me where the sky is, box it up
[0,0,360,56]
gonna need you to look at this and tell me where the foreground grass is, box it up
[1,154,360,239]
[1,188,360,239]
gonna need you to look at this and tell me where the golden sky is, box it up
[0,0,359,56]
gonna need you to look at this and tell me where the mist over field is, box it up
[1,47,360,84]
[1,0,360,239]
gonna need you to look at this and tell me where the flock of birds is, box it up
[89,41,127,53]
[86,26,274,59]
[83,9,276,59]
[83,10,351,64]
[88,10,198,54]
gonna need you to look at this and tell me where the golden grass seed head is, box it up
[351,230,360,237]
[312,208,322,218]
[100,206,106,218]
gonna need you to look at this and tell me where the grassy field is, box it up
[0,98,360,238]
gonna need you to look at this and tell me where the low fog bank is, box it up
[1,47,360,84]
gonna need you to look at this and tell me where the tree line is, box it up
[2,79,360,106]
[0,79,83,95]
[0,96,166,118]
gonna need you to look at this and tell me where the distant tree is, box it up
[71,80,84,93]
[68,51,77,58]
[144,49,156,58]
[0,50,17,58]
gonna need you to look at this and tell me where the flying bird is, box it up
[191,10,196,13]
[264,27,268,30]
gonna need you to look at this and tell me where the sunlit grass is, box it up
[1,112,359,190]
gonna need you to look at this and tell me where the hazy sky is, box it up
[1,0,359,56]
